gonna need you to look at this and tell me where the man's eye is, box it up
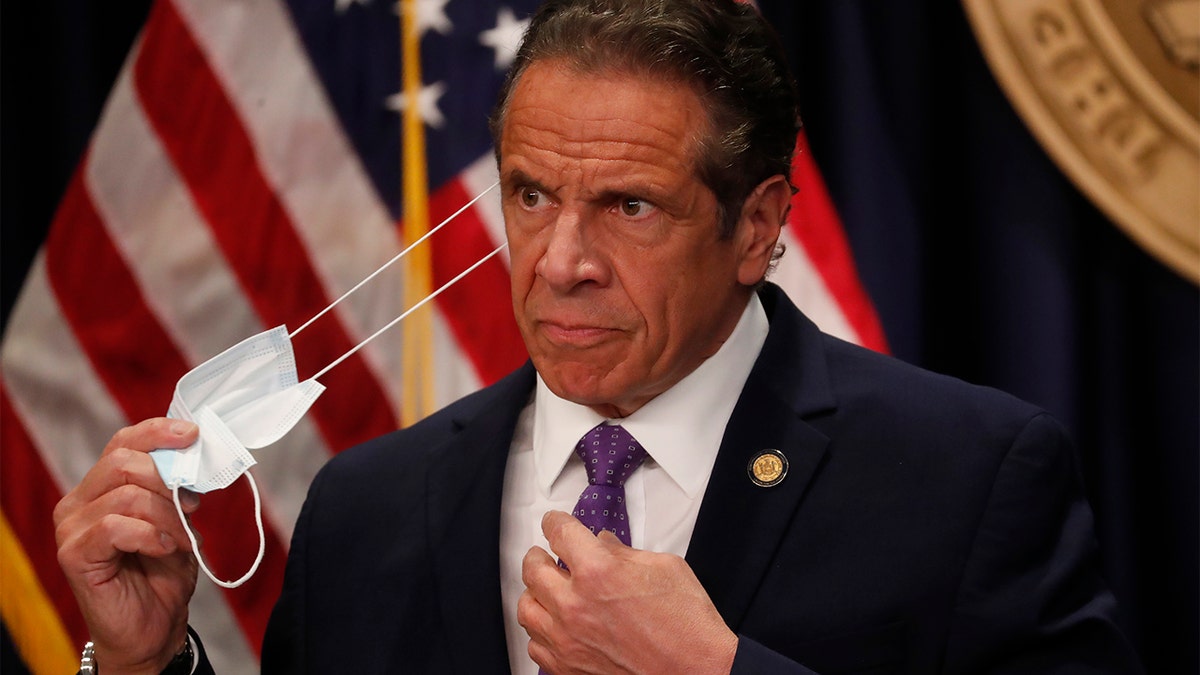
[520,189,542,208]
[619,197,653,217]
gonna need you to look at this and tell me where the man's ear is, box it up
[735,175,791,286]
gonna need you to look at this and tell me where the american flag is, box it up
[0,0,885,672]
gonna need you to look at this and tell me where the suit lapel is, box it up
[686,285,837,630]
[425,365,536,673]
[413,286,836,662]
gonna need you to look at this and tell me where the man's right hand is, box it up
[54,418,201,675]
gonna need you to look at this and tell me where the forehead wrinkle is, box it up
[508,126,686,191]
[511,102,688,151]
[501,58,712,151]
[518,113,694,168]
[501,63,710,210]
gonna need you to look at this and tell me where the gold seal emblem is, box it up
[963,0,1200,283]
[748,449,789,487]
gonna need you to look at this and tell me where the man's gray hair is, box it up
[489,0,802,239]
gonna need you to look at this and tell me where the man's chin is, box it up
[537,364,656,418]
[541,364,615,401]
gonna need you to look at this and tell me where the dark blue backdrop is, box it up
[759,3,1198,673]
[3,1,1196,673]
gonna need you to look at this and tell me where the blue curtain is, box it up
[759,2,1199,673]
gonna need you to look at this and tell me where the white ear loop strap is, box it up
[172,474,265,589]
[311,241,507,381]
[289,179,499,340]
[173,183,498,588]
[290,179,506,381]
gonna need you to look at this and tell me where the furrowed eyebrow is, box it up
[595,188,646,204]
[501,169,548,194]
[595,183,676,213]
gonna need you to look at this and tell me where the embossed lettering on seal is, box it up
[963,0,1199,283]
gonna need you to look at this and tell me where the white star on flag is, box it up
[394,0,454,36]
[386,80,449,128]
[480,6,530,70]
[335,0,371,14]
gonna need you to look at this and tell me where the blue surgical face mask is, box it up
[151,325,325,493]
[151,325,324,588]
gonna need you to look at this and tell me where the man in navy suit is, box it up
[55,0,1143,672]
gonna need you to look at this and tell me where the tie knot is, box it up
[575,423,647,487]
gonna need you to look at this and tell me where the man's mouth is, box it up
[537,321,620,348]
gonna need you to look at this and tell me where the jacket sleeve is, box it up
[941,412,1144,673]
[730,635,819,675]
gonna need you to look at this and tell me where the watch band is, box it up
[162,635,195,675]
[79,641,96,674]
[77,635,194,675]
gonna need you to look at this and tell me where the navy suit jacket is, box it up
[254,284,1142,673]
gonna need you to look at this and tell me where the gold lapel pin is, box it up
[748,449,788,487]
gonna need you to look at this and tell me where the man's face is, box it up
[500,60,781,418]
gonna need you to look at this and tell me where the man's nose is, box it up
[535,209,608,291]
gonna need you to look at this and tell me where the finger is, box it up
[516,587,550,639]
[104,418,198,457]
[177,488,202,514]
[93,513,182,560]
[54,452,203,567]
[527,638,559,675]
[522,543,560,573]
[60,447,184,519]
[517,590,560,675]
[60,483,195,560]
[521,545,567,598]
[596,528,625,548]
[541,510,606,571]
[56,418,202,532]
[58,511,184,587]
[100,483,194,550]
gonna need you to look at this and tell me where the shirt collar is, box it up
[533,294,769,497]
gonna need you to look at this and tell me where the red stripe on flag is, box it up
[132,0,395,448]
[790,131,889,353]
[429,180,528,384]
[44,167,286,655]
[46,167,190,414]
[0,385,88,645]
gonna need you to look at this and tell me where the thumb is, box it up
[542,510,604,569]
[596,529,626,548]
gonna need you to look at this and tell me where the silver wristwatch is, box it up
[79,640,96,674]
[79,636,193,674]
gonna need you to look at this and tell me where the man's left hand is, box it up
[518,510,738,675]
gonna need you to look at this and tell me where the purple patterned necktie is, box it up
[538,424,647,674]
[570,423,648,546]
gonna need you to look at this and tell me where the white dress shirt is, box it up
[499,295,769,675]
